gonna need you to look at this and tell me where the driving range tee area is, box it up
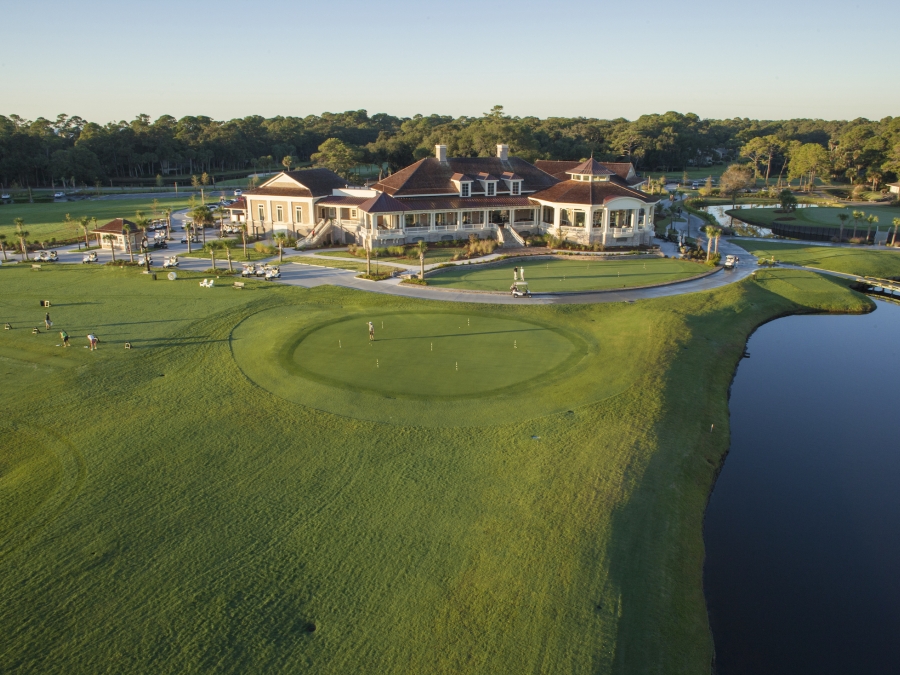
[232,303,647,426]
[424,257,708,293]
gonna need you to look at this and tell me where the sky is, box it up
[1,0,896,124]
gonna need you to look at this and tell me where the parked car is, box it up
[53,191,65,199]
[233,189,243,196]
[691,181,699,190]
[1,193,10,200]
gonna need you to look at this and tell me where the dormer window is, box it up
[486,182,496,197]
[461,182,470,198]
[511,181,521,195]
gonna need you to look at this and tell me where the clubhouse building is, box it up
[230,145,658,248]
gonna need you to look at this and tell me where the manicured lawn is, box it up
[177,238,276,262]
[0,196,196,243]
[732,241,900,278]
[426,257,708,292]
[318,246,467,265]
[726,205,897,232]
[0,263,870,674]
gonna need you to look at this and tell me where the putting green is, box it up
[231,304,644,426]
[426,257,707,293]
[292,312,578,397]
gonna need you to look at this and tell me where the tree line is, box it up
[1,106,898,190]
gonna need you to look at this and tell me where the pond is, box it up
[703,300,900,674]
[700,203,820,237]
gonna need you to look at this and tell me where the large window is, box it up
[275,205,284,222]
[462,210,484,225]
[609,210,632,228]
[406,213,430,227]
[637,208,645,225]
[460,183,470,197]
[489,209,509,225]
[257,204,265,221]
[514,208,535,223]
[340,207,351,220]
[486,182,496,197]
[511,181,521,195]
[593,209,604,227]
[573,210,586,227]
[376,214,399,229]
[435,212,458,227]
[542,206,555,224]
[295,205,303,223]
[559,208,571,226]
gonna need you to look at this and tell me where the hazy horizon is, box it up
[2,0,896,123]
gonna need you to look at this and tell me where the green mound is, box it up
[426,257,707,292]
[231,304,641,426]
[292,312,578,397]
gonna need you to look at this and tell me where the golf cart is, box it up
[241,264,256,278]
[36,250,58,262]
[162,256,179,269]
[723,254,737,270]
[264,266,281,280]
[137,253,153,266]
[82,251,98,263]
[511,281,532,298]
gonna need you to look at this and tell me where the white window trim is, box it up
[461,183,470,198]
[486,182,496,197]
[511,181,521,195]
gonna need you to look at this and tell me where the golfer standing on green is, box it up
[368,321,375,341]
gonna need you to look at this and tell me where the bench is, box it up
[31,264,42,271]
[233,281,245,289]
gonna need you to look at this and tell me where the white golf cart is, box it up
[162,256,179,269]
[723,254,738,270]
[510,265,532,298]
[264,266,281,281]
[82,251,98,263]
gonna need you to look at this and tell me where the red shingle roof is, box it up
[359,192,410,213]
[529,180,657,206]
[372,157,557,197]
[398,196,534,211]
[92,218,140,234]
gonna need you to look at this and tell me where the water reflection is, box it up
[704,301,900,674]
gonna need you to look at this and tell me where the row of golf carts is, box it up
[242,263,281,280]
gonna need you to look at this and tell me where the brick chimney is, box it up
[497,144,509,161]
[435,144,448,162]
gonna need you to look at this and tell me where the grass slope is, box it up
[0,196,196,243]
[0,265,870,674]
[427,257,708,292]
[726,205,897,231]
[732,241,900,278]
[318,247,465,266]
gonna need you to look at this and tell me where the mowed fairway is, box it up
[726,204,896,231]
[0,195,196,242]
[426,257,707,292]
[733,241,900,278]
[0,264,871,674]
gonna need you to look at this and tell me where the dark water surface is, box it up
[704,300,900,674]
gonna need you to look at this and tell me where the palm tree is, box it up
[64,212,73,238]
[239,223,249,260]
[184,222,194,254]
[79,216,91,248]
[121,225,135,263]
[0,234,8,261]
[213,205,227,237]
[851,210,864,240]
[273,232,287,262]
[282,155,293,173]
[205,240,222,270]
[190,204,212,244]
[865,215,878,244]
[365,238,371,275]
[837,213,849,242]
[892,218,900,247]
[14,218,28,261]
[103,234,117,262]
[224,242,234,272]
[164,207,173,240]
[134,211,150,233]
[416,240,428,279]
[702,225,718,262]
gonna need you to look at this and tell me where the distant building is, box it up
[887,182,900,195]
[229,145,659,247]
[93,218,142,251]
